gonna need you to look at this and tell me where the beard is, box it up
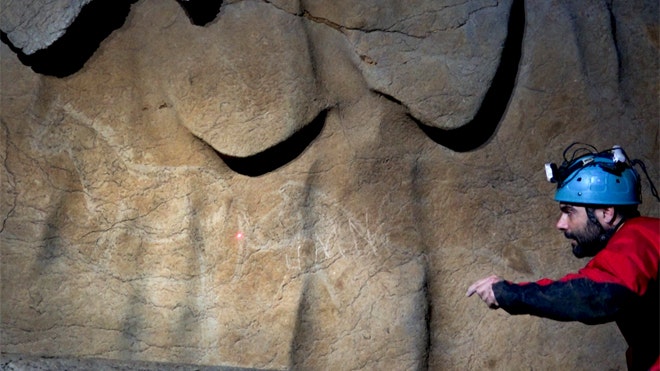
[565,218,612,258]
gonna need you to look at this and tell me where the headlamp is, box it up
[544,156,595,184]
[544,144,631,184]
[545,142,659,205]
[544,163,558,183]
[611,145,627,163]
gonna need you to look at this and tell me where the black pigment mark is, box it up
[215,108,328,177]
[413,0,525,152]
[0,0,136,77]
[176,0,224,26]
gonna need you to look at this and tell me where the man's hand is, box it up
[467,275,502,309]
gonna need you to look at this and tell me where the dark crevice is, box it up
[214,108,328,177]
[422,268,432,370]
[605,0,623,83]
[374,90,405,106]
[0,0,136,77]
[290,275,312,369]
[410,160,432,370]
[412,0,525,152]
[175,0,224,26]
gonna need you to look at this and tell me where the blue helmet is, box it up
[545,144,641,205]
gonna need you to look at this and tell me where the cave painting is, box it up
[1,0,657,370]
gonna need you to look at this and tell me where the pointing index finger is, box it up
[466,281,481,297]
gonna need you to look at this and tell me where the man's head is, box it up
[555,203,639,258]
[546,143,642,257]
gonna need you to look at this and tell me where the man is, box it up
[467,143,659,371]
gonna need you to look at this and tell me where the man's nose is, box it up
[556,214,568,231]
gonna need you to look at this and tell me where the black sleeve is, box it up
[492,278,638,325]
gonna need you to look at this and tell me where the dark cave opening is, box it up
[413,0,525,152]
[0,0,224,77]
[215,109,329,177]
[0,0,137,78]
[176,0,224,26]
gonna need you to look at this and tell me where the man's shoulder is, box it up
[625,216,660,228]
[616,216,660,247]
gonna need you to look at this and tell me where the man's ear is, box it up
[598,207,618,227]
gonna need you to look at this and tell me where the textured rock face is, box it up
[1,0,658,370]
[0,0,93,55]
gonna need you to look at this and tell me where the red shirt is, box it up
[494,217,659,370]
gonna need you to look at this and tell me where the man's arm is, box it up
[491,278,638,324]
[466,275,502,309]
[467,274,638,324]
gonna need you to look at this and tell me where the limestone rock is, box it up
[0,0,93,55]
[1,0,658,370]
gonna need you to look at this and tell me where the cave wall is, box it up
[1,0,658,370]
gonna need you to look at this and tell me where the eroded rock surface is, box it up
[1,0,658,370]
[0,0,93,55]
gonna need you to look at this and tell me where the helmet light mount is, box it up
[611,145,627,163]
[544,154,597,185]
[544,163,558,183]
[543,142,657,206]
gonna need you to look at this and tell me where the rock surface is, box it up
[0,354,267,371]
[1,0,658,370]
[0,0,93,55]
